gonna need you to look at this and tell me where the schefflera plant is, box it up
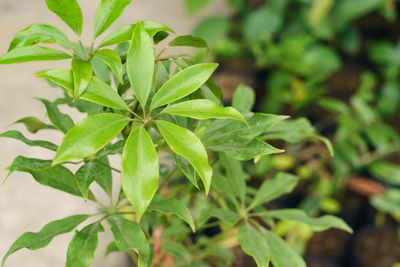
[0,0,351,266]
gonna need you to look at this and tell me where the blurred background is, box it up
[1,0,400,266]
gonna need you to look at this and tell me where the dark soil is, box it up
[353,227,400,267]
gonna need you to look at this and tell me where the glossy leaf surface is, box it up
[54,113,130,164]
[72,59,93,98]
[0,46,70,64]
[94,49,123,83]
[156,120,212,194]
[38,70,128,110]
[151,63,218,108]
[45,0,83,34]
[8,23,70,51]
[127,21,154,107]
[94,0,132,37]
[122,127,159,222]
[162,99,246,123]
[99,20,174,47]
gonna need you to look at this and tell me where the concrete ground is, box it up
[0,0,229,266]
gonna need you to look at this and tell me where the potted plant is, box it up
[0,0,351,266]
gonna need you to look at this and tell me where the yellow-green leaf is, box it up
[72,59,93,98]
[122,127,159,222]
[127,21,154,107]
[0,46,71,64]
[53,113,130,165]
[162,99,247,125]
[151,63,218,109]
[94,0,132,37]
[156,120,212,194]
[94,49,123,83]
[45,0,83,35]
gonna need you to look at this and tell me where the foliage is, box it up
[0,1,351,266]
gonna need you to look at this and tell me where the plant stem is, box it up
[93,159,121,173]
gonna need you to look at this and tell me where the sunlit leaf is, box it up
[122,127,159,221]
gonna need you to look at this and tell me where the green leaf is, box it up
[2,215,88,267]
[219,152,246,202]
[0,46,71,64]
[6,156,91,198]
[97,140,125,157]
[8,23,70,51]
[371,189,400,219]
[37,69,74,92]
[367,161,400,186]
[75,161,103,200]
[156,120,212,194]
[249,173,298,209]
[99,20,174,48]
[72,59,93,98]
[149,195,195,232]
[108,215,150,267]
[66,222,104,267]
[37,70,128,110]
[127,21,154,107]
[53,113,130,164]
[0,130,58,151]
[262,230,306,267]
[232,84,255,111]
[94,49,123,83]
[45,0,83,35]
[162,99,246,124]
[38,98,74,134]
[14,117,56,133]
[237,225,270,267]
[262,118,316,143]
[151,63,218,108]
[168,35,208,48]
[265,209,352,233]
[174,155,199,188]
[208,138,283,161]
[81,76,128,110]
[105,242,120,257]
[122,127,159,222]
[6,156,53,178]
[185,0,212,14]
[94,0,132,37]
[93,156,113,198]
[202,113,287,144]
[199,207,240,227]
